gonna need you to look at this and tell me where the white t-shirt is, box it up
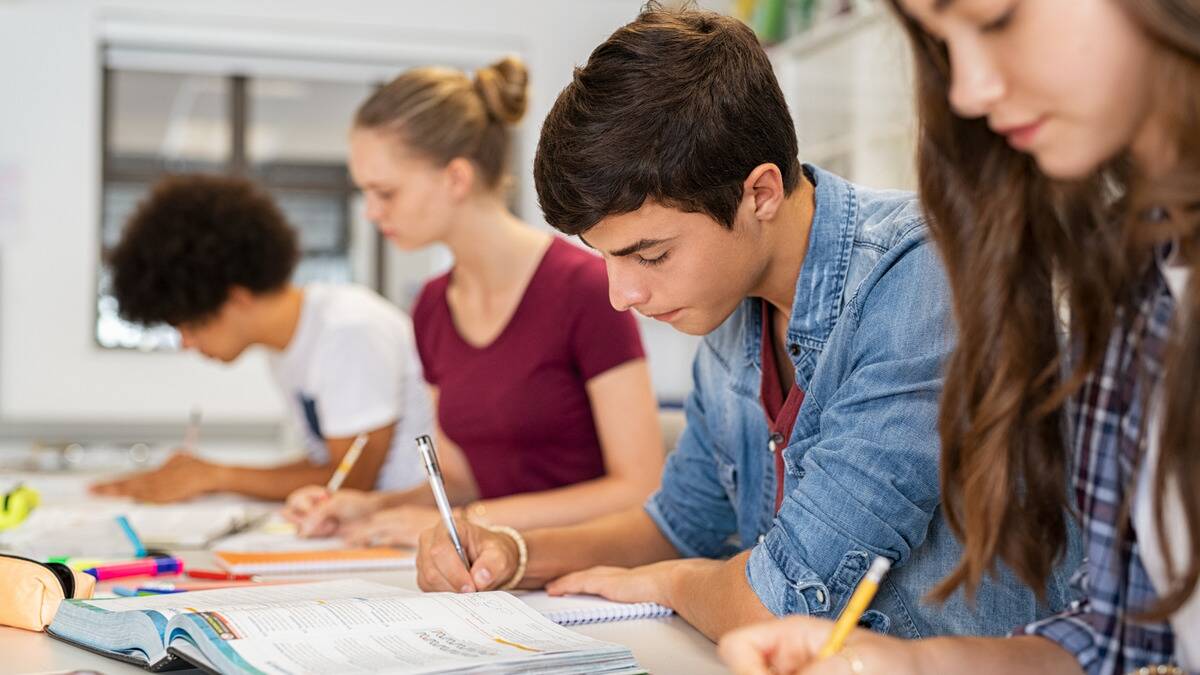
[268,283,431,491]
[1134,251,1197,667]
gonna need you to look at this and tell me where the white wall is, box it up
[0,0,677,430]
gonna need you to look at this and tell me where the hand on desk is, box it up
[340,505,439,548]
[89,451,221,503]
[282,487,380,537]
[718,615,913,675]
[416,518,520,593]
[544,560,693,608]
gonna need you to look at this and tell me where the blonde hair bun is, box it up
[474,55,529,125]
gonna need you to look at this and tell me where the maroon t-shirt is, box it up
[412,238,645,500]
[760,300,805,513]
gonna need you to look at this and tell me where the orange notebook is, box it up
[214,548,415,575]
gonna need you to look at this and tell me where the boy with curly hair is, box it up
[92,174,431,503]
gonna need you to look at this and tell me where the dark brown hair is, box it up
[533,4,801,234]
[891,0,1200,616]
[108,174,299,327]
[354,56,528,190]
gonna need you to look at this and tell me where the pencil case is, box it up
[0,553,95,631]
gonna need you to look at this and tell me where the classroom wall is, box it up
[0,0,707,438]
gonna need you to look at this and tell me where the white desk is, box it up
[0,476,728,675]
[1,560,726,674]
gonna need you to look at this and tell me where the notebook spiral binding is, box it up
[546,601,673,626]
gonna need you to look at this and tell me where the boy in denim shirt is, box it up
[414,6,1076,641]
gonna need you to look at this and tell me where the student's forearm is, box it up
[521,507,679,586]
[910,636,1082,675]
[667,551,775,641]
[469,474,654,529]
[216,461,335,501]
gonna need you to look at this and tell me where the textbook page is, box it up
[171,591,636,674]
[80,579,413,620]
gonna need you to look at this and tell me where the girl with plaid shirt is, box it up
[719,0,1200,673]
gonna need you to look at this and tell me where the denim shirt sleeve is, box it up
[746,237,952,617]
[645,345,742,559]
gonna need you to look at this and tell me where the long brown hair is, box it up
[889,0,1200,616]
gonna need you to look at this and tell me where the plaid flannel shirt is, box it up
[1019,262,1182,674]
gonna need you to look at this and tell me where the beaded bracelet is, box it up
[483,524,528,591]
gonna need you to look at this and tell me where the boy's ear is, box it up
[741,163,786,222]
[226,286,255,308]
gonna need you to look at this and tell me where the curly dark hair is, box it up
[108,174,299,327]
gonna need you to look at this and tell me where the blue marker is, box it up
[115,515,146,557]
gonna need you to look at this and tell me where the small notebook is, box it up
[517,591,674,625]
[213,547,415,575]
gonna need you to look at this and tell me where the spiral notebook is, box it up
[517,591,674,625]
[214,547,415,575]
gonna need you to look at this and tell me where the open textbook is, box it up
[47,580,647,674]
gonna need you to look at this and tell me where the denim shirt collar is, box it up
[741,164,857,369]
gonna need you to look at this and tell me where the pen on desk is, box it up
[416,435,470,570]
[147,580,272,591]
[115,515,147,557]
[817,556,892,659]
[183,407,202,452]
[186,568,255,581]
[114,585,185,596]
[137,585,186,594]
[325,433,369,493]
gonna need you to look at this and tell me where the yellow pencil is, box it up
[817,556,892,659]
[325,433,368,493]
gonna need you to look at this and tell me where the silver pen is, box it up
[416,435,471,570]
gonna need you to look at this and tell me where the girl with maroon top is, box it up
[283,56,664,546]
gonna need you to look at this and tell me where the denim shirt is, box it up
[645,165,1078,638]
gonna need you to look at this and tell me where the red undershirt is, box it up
[759,299,806,513]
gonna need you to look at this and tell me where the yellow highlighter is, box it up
[817,556,892,659]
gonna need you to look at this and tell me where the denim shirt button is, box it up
[787,343,800,357]
[757,534,766,545]
[768,432,785,453]
[815,589,826,604]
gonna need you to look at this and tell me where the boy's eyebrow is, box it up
[602,237,674,257]
[933,0,954,11]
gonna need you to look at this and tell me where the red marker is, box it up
[187,568,254,581]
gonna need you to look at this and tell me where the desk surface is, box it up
[0,486,728,675]
[1,564,725,674]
